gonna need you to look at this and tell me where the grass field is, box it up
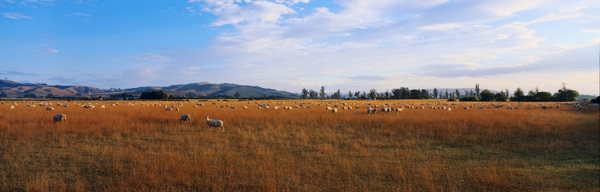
[0,100,598,191]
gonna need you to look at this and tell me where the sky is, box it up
[1,0,599,95]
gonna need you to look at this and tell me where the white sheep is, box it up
[446,108,452,112]
[205,116,225,131]
[332,108,338,114]
[180,114,191,123]
[176,107,180,111]
[46,106,55,111]
[53,114,67,122]
[9,105,15,110]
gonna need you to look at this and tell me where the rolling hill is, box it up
[0,80,299,99]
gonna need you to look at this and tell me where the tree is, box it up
[319,86,326,100]
[140,90,168,100]
[410,89,421,99]
[475,84,480,99]
[534,92,552,101]
[309,89,318,99]
[433,88,438,99]
[513,87,524,98]
[554,88,579,101]
[480,89,495,101]
[0,92,8,98]
[234,91,241,98]
[360,91,367,99]
[301,88,309,99]
[384,89,390,99]
[421,89,430,99]
[354,91,361,99]
[45,93,54,98]
[348,90,353,99]
[591,96,600,103]
[494,92,508,101]
[24,93,37,98]
[455,89,461,99]
[121,92,129,100]
[368,88,377,100]
[445,90,449,99]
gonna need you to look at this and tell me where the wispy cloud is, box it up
[2,12,33,19]
[133,54,169,61]
[42,48,58,54]
[348,75,389,81]
[0,71,39,76]
[65,12,90,17]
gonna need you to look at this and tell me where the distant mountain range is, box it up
[0,80,299,99]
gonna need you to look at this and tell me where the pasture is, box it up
[0,100,598,191]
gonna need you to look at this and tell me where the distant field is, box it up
[0,100,598,191]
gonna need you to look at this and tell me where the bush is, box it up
[591,96,600,103]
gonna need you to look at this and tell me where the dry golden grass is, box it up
[0,100,598,191]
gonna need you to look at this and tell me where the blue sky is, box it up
[1,0,599,95]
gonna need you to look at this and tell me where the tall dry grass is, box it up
[0,100,598,191]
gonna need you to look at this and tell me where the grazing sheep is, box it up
[205,116,225,131]
[446,108,452,112]
[396,108,403,112]
[176,108,180,111]
[165,107,172,111]
[180,114,191,123]
[332,108,338,114]
[9,105,15,110]
[53,114,67,122]
[367,107,377,115]
[46,106,55,111]
[231,106,236,109]
[100,105,105,109]
[541,106,547,110]
[243,106,248,109]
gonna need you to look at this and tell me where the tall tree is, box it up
[480,89,495,101]
[455,89,461,98]
[348,90,353,99]
[513,87,524,98]
[354,91,361,99]
[384,89,390,99]
[475,84,480,99]
[433,88,438,99]
[334,89,342,99]
[309,89,318,99]
[319,86,326,100]
[368,88,377,100]
[234,91,241,98]
[301,88,309,99]
[445,90,449,99]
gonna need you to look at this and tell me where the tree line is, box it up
[301,83,582,102]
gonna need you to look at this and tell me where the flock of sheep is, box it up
[2,100,593,131]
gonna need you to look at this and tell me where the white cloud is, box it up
[2,12,33,19]
[133,54,169,61]
[65,12,91,17]
[42,48,58,54]
[419,23,462,31]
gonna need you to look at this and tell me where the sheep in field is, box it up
[180,114,191,123]
[9,105,15,110]
[53,114,67,122]
[205,116,225,131]
[332,108,338,114]
[165,107,173,111]
[446,108,452,112]
[46,106,55,111]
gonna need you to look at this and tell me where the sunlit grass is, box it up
[0,100,598,191]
